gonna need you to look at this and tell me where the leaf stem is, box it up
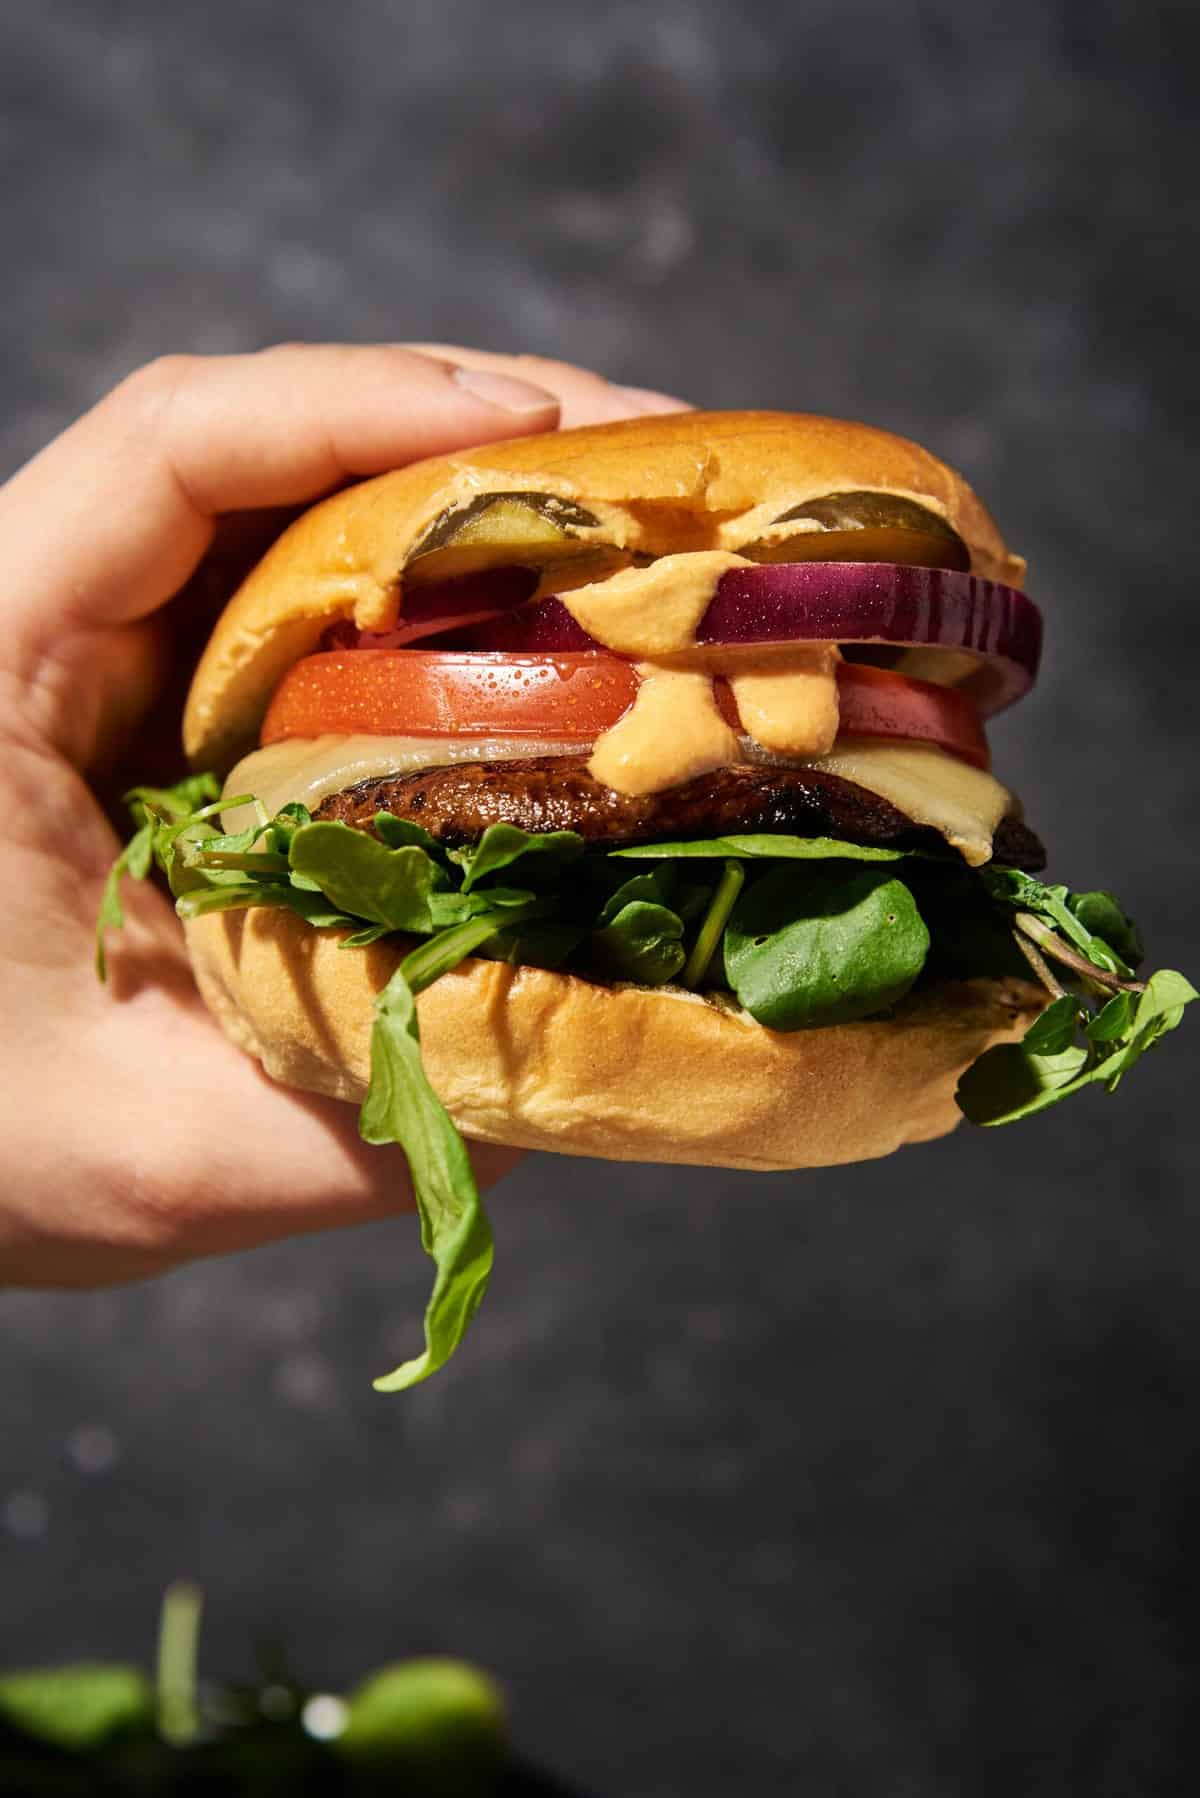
[1011,927,1068,999]
[401,903,540,995]
[1013,912,1147,995]
[682,860,745,989]
[185,849,292,875]
[157,1581,203,1747]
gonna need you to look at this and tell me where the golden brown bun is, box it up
[184,410,1024,771]
[185,908,1042,1172]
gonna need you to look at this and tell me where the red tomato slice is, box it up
[263,651,638,743]
[261,650,990,768]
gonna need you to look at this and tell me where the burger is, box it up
[101,411,1194,1388]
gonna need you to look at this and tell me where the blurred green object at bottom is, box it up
[336,1657,509,1794]
[0,1664,154,1753]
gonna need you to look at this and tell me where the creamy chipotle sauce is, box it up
[559,552,843,795]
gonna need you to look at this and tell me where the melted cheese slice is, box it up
[222,734,585,834]
[804,738,1011,866]
[227,732,1014,865]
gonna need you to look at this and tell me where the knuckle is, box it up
[108,354,199,424]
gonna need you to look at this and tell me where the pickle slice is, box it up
[406,492,604,584]
[742,491,970,571]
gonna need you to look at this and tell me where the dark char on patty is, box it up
[313,756,1046,870]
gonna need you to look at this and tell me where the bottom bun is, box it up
[185,910,1043,1172]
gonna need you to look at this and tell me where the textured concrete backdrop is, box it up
[2,4,1199,1794]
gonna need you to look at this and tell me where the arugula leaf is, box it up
[95,820,155,979]
[401,903,541,994]
[723,865,930,1029]
[341,923,403,949]
[956,969,1197,1125]
[373,812,443,854]
[361,964,494,1393]
[123,772,222,821]
[613,834,915,863]
[288,823,445,932]
[174,883,361,928]
[95,773,224,978]
[454,822,584,892]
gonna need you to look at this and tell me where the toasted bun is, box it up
[184,410,1024,771]
[185,908,1042,1172]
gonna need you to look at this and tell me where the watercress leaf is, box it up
[1068,890,1144,970]
[984,867,1129,975]
[957,967,1196,1123]
[595,867,676,927]
[955,1042,1092,1125]
[475,920,586,969]
[361,966,493,1392]
[723,866,929,1030]
[613,834,914,863]
[1086,990,1134,1044]
[288,822,444,931]
[1022,993,1084,1054]
[1098,971,1198,1091]
[456,823,584,893]
[429,886,537,930]
[591,901,686,985]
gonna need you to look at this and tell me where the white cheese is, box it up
[226,731,1014,864]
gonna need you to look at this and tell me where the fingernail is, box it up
[452,365,558,414]
[612,386,694,415]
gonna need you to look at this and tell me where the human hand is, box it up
[0,345,688,1286]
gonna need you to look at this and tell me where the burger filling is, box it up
[101,498,1195,1393]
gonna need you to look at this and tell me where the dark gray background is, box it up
[2,3,1199,1794]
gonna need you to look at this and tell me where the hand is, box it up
[0,344,689,1286]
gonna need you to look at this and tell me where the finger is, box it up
[403,344,693,428]
[0,344,562,645]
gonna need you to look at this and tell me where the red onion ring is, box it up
[449,564,1042,716]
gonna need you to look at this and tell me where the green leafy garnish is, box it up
[723,864,930,1029]
[95,773,222,977]
[336,1658,508,1787]
[452,821,583,891]
[957,969,1196,1125]
[614,833,916,862]
[0,1665,154,1752]
[98,778,1194,1387]
[288,823,446,932]
[682,860,745,988]
[362,963,494,1392]
[591,899,686,985]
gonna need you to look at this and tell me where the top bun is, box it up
[184,410,1024,771]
